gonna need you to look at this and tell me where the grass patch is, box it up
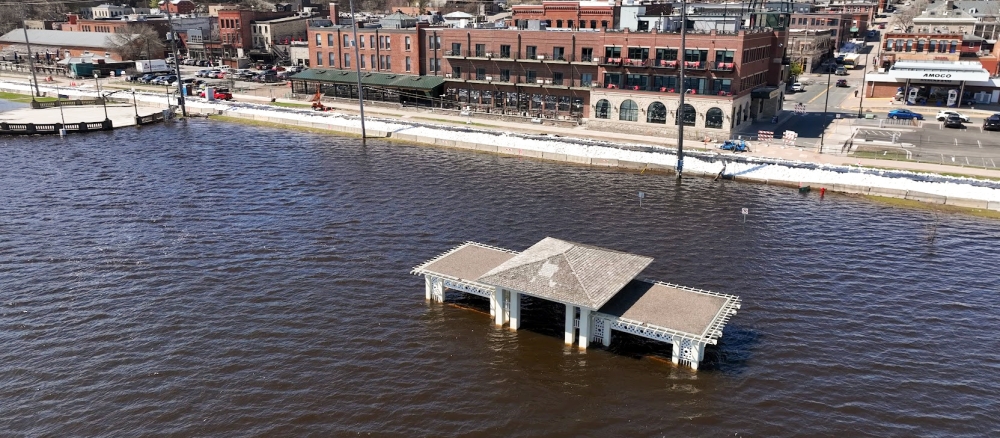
[271,101,312,109]
[0,91,58,103]
[862,195,1000,220]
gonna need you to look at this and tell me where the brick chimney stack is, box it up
[329,3,340,23]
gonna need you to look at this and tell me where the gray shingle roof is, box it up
[599,280,728,338]
[477,237,652,309]
[0,29,127,50]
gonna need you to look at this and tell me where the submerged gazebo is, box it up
[411,237,742,370]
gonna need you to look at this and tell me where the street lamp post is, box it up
[819,48,833,151]
[857,59,869,118]
[95,72,109,121]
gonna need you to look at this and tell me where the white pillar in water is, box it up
[670,336,681,365]
[577,308,590,349]
[564,304,575,345]
[494,288,505,327]
[433,278,445,302]
[690,342,704,371]
[424,276,432,301]
[509,292,520,331]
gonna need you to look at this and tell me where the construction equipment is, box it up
[719,139,750,152]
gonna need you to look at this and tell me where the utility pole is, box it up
[819,47,833,150]
[20,8,41,99]
[165,13,187,117]
[675,0,686,179]
[348,0,367,144]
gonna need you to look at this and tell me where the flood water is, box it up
[2,118,999,436]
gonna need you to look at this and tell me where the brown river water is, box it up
[1,116,999,437]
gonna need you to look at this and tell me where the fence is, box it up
[0,120,113,135]
[30,98,104,109]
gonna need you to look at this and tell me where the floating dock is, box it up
[412,237,741,370]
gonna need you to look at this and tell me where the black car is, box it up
[943,114,965,128]
[836,79,849,87]
[984,114,1000,131]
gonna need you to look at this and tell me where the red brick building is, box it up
[218,8,297,60]
[509,1,621,30]
[159,0,196,15]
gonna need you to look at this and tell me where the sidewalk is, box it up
[4,69,999,179]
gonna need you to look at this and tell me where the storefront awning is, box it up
[290,69,446,91]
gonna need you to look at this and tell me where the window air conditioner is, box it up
[536,79,545,84]
[544,79,552,84]
[485,76,493,81]
[445,73,452,78]
[536,55,545,60]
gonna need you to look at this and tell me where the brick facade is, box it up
[308,24,423,75]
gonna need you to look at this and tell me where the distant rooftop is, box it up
[0,29,131,49]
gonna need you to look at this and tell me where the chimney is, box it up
[68,13,78,25]
[945,0,954,10]
[329,2,339,22]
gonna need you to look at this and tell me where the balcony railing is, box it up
[683,61,707,70]
[444,50,463,57]
[653,59,679,68]
[711,61,736,71]
[600,57,624,66]
[623,58,649,67]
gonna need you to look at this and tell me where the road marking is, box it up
[978,140,983,148]
[955,138,958,146]
[806,84,831,104]
[992,158,996,168]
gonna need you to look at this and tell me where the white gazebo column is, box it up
[689,342,705,370]
[433,278,445,302]
[564,304,575,345]
[508,291,520,331]
[493,287,506,327]
[670,336,681,365]
[424,276,432,301]
[577,308,590,349]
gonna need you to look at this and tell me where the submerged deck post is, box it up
[509,292,520,330]
[424,276,433,301]
[577,309,590,349]
[564,304,575,345]
[493,288,506,327]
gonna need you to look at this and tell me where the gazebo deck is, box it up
[413,242,517,282]
[598,280,734,340]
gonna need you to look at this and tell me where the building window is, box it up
[405,56,411,71]
[928,40,937,53]
[385,55,391,69]
[647,102,666,124]
[595,99,610,118]
[370,35,375,48]
[329,52,336,67]
[556,20,563,28]
[344,53,350,68]
[581,47,593,62]
[553,72,563,85]
[678,103,696,126]
[526,45,537,58]
[604,47,622,59]
[916,40,924,52]
[625,74,647,89]
[476,67,486,80]
[371,54,376,69]
[590,20,597,28]
[656,48,678,61]
[581,73,593,86]
[500,45,511,58]
[684,49,708,62]
[405,36,411,50]
[451,42,462,56]
[385,36,391,50]
[715,50,734,63]
[553,46,564,60]
[379,36,385,49]
[627,47,649,60]
[453,66,462,78]
[706,107,724,129]
[344,34,350,47]
[526,70,536,82]
[360,55,366,68]
[950,40,958,53]
[316,33,322,46]
[476,44,486,57]
[429,58,439,73]
[601,20,608,28]
[500,69,510,82]
[619,100,638,121]
[568,20,574,29]
[316,51,323,66]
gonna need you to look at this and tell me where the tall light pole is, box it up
[675,0,686,179]
[857,58,869,118]
[95,71,109,121]
[20,10,42,99]
[819,47,833,151]
[165,13,187,117]
[348,0,367,145]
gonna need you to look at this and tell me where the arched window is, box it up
[619,99,638,121]
[647,102,666,124]
[676,103,696,126]
[706,107,724,129]
[595,99,610,119]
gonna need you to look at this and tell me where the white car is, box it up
[791,82,805,92]
[936,110,970,122]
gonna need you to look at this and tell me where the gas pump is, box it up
[946,89,958,107]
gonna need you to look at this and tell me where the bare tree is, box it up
[108,23,166,60]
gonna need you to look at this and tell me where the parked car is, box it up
[936,110,970,122]
[148,75,169,85]
[943,114,965,128]
[138,73,157,83]
[887,109,924,120]
[195,69,211,77]
[791,82,805,92]
[836,79,849,87]
[984,114,1000,131]
[198,88,233,100]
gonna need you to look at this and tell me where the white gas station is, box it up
[864,60,1000,106]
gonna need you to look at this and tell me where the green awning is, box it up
[290,69,445,91]
[850,27,859,32]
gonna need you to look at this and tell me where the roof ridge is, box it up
[560,247,592,306]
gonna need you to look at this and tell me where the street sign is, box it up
[638,191,645,206]
[741,208,748,215]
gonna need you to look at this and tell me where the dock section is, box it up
[412,237,742,370]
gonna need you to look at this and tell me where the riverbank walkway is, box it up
[412,238,741,370]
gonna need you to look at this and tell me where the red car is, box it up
[198,88,233,100]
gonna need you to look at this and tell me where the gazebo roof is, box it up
[477,237,652,309]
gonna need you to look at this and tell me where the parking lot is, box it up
[852,115,1000,168]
